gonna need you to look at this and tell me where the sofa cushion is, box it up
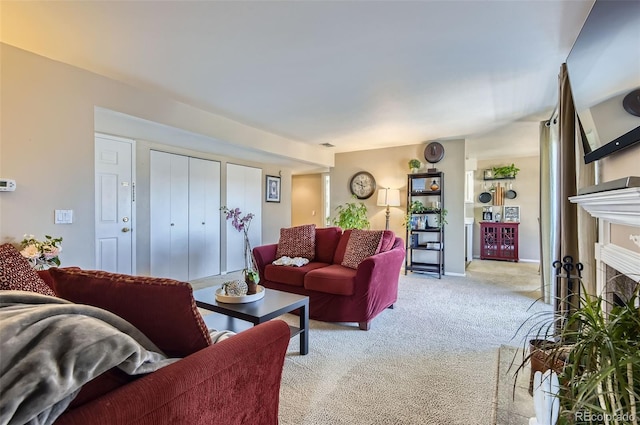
[265,262,330,287]
[332,229,353,265]
[341,229,384,269]
[276,224,316,260]
[314,227,343,263]
[49,268,211,358]
[379,230,396,252]
[0,243,56,296]
[304,265,357,296]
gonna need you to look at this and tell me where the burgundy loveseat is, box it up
[0,243,290,425]
[253,227,405,330]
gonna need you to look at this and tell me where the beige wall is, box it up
[473,156,540,262]
[0,44,292,271]
[291,174,324,227]
[333,140,466,276]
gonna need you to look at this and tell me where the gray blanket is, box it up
[0,291,179,425]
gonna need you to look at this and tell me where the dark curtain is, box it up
[549,64,596,327]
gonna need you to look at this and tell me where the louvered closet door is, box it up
[150,151,189,281]
[188,157,221,280]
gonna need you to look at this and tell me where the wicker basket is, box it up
[528,339,568,395]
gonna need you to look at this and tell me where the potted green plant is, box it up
[403,201,447,228]
[329,196,370,229]
[515,280,640,424]
[408,159,421,173]
[492,163,520,178]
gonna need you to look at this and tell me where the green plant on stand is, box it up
[492,163,520,178]
[408,158,421,172]
[403,201,447,228]
[329,196,370,229]
[434,208,448,227]
[515,278,640,424]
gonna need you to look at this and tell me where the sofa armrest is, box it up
[55,320,291,425]
[253,244,278,278]
[38,267,81,292]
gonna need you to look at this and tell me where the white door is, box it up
[188,157,221,280]
[95,134,135,274]
[225,164,262,272]
[150,151,190,281]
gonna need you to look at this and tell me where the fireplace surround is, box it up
[569,184,640,301]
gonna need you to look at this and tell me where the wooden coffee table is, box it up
[193,286,309,355]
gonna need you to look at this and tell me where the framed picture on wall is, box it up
[266,175,281,203]
[504,206,520,222]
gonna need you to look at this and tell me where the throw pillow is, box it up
[0,243,56,296]
[276,224,316,260]
[341,230,384,269]
[49,268,211,358]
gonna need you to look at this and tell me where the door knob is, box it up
[122,227,130,233]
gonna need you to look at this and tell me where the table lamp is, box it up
[377,188,401,230]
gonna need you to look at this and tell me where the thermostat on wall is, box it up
[0,179,16,191]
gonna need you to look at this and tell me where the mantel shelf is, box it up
[569,187,640,227]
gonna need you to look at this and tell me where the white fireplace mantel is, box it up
[569,187,640,228]
[570,187,640,290]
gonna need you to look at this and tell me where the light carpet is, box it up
[274,261,550,425]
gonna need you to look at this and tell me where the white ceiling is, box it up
[1,0,595,165]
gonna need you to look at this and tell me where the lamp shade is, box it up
[377,188,401,207]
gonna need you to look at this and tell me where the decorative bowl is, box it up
[215,285,265,303]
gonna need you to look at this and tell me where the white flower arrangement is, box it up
[20,234,63,270]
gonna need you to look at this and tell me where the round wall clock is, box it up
[424,142,445,164]
[622,89,640,117]
[349,171,376,199]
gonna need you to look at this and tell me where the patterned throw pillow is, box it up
[0,243,56,296]
[341,230,384,269]
[49,268,211,357]
[276,224,316,261]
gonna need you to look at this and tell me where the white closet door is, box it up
[150,151,189,281]
[226,164,262,272]
[188,157,221,280]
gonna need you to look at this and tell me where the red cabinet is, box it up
[480,222,519,262]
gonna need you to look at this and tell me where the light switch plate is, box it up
[55,209,73,224]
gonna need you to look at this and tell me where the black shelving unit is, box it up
[405,172,444,278]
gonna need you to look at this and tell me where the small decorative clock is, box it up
[349,171,376,199]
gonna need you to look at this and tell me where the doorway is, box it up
[94,134,136,274]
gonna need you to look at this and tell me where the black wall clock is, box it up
[623,89,640,117]
[424,142,445,163]
[349,171,376,199]
[424,142,445,172]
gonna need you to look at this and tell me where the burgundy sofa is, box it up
[0,243,290,425]
[253,227,405,330]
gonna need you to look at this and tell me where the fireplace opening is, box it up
[603,265,639,313]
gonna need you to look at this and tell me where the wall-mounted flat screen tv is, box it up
[566,0,640,164]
